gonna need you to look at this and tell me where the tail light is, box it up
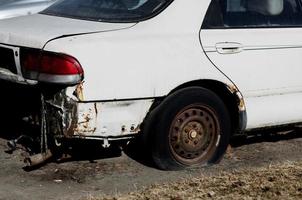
[20,48,84,85]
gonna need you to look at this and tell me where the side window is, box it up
[202,0,302,28]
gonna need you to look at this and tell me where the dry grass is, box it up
[90,161,302,200]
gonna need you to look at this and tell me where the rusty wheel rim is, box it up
[169,104,220,165]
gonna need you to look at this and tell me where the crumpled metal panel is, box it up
[46,87,154,139]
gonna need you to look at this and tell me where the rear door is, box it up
[200,0,302,129]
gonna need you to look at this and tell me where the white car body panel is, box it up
[200,28,302,129]
[44,0,232,100]
[0,14,135,48]
[245,93,302,129]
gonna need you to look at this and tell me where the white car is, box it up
[0,0,302,170]
[0,0,57,19]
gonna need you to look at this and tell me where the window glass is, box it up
[41,0,172,22]
[203,0,302,28]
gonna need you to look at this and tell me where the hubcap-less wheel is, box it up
[169,104,220,165]
[151,87,231,170]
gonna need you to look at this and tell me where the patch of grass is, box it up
[89,161,302,200]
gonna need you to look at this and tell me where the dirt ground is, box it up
[0,129,301,200]
[99,160,302,200]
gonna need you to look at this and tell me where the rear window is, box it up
[41,0,173,22]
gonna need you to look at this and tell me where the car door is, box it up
[200,0,302,129]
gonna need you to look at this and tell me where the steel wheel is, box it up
[169,104,220,165]
[151,87,231,170]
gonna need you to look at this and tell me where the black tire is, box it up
[151,86,231,170]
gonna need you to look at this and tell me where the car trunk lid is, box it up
[0,14,135,49]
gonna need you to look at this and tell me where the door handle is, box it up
[215,42,243,54]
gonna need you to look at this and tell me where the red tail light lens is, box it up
[21,48,84,85]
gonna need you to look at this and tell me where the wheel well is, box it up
[156,80,241,136]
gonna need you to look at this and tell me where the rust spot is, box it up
[73,111,97,134]
[130,124,141,133]
[74,82,84,101]
[227,84,246,111]
[84,114,91,122]
[238,97,246,111]
[227,84,238,94]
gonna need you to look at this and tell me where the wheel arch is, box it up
[147,79,247,137]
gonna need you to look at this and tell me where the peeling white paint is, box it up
[73,99,154,137]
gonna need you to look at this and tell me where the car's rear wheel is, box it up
[152,87,231,170]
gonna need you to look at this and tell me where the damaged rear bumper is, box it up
[45,86,154,144]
